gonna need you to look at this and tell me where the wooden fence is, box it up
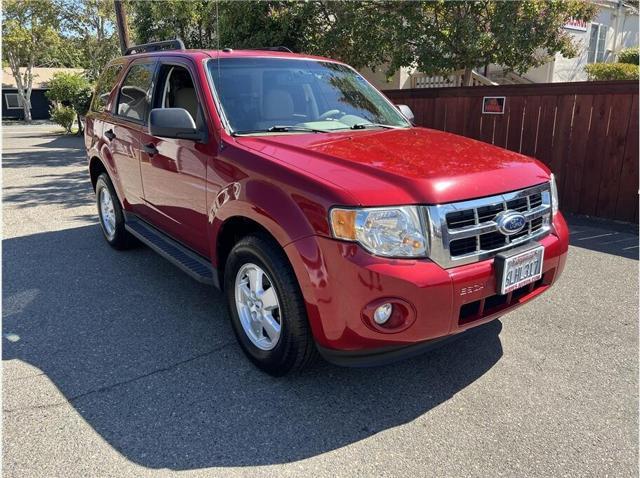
[384,81,639,223]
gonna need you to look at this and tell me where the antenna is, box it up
[215,0,223,136]
[216,0,220,55]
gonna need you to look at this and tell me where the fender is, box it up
[206,141,358,267]
[209,178,329,266]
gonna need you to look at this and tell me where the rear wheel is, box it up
[95,173,136,250]
[224,234,317,375]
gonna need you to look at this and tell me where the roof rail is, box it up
[125,39,185,56]
[247,46,293,53]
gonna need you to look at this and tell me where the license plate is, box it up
[495,244,544,295]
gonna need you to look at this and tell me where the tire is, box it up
[224,234,318,376]
[95,173,136,250]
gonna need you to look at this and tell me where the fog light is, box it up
[373,303,393,325]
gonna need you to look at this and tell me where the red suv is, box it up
[85,40,569,375]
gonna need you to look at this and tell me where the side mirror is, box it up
[396,104,415,124]
[149,108,203,141]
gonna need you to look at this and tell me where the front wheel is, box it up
[224,234,317,376]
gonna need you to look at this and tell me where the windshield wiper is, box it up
[350,123,404,130]
[232,125,329,136]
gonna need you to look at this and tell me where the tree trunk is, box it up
[76,113,84,135]
[462,67,474,87]
[21,100,32,123]
[114,0,131,54]
[7,55,33,123]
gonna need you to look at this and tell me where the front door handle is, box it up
[104,129,116,140]
[143,143,159,156]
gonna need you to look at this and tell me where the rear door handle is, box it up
[104,129,116,140]
[143,143,159,156]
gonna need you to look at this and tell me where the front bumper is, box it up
[284,212,569,366]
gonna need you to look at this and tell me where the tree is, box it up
[129,0,394,68]
[388,0,598,85]
[59,0,121,80]
[129,1,597,87]
[130,0,218,49]
[46,72,93,134]
[218,1,309,52]
[2,0,62,122]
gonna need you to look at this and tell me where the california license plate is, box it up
[495,243,544,295]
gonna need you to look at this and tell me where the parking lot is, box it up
[3,125,638,477]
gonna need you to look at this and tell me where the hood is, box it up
[234,127,551,206]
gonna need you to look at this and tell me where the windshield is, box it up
[207,58,411,134]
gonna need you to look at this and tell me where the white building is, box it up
[519,0,639,83]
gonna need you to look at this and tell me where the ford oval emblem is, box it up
[496,210,526,235]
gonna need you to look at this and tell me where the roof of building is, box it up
[2,67,85,90]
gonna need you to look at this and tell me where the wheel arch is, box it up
[89,156,108,191]
[89,155,127,208]
[215,215,281,289]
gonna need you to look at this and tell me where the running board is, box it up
[125,214,219,288]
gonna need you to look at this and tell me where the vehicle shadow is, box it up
[3,225,503,470]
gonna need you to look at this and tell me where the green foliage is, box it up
[3,0,600,94]
[129,1,400,70]
[2,0,62,66]
[2,0,63,121]
[617,47,639,65]
[46,72,94,115]
[50,105,76,133]
[585,62,639,80]
[58,0,121,80]
[129,0,597,84]
[131,0,218,48]
[291,2,399,70]
[218,2,308,52]
[388,0,597,81]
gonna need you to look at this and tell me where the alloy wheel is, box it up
[234,263,282,350]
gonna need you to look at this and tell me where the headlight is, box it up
[330,206,428,258]
[550,173,559,216]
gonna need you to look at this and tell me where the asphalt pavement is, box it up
[2,125,638,477]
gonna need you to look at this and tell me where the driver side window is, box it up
[155,64,201,127]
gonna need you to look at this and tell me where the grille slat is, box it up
[446,209,476,229]
[476,203,505,223]
[480,231,507,250]
[450,237,477,256]
[530,193,543,208]
[506,197,528,212]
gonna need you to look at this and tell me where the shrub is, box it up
[46,72,93,133]
[585,62,639,81]
[50,105,76,134]
[618,47,639,65]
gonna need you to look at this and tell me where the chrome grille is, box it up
[425,183,553,268]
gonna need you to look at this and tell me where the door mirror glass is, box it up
[396,104,415,123]
[149,108,202,140]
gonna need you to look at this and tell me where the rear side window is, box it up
[91,64,123,113]
[116,63,155,122]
